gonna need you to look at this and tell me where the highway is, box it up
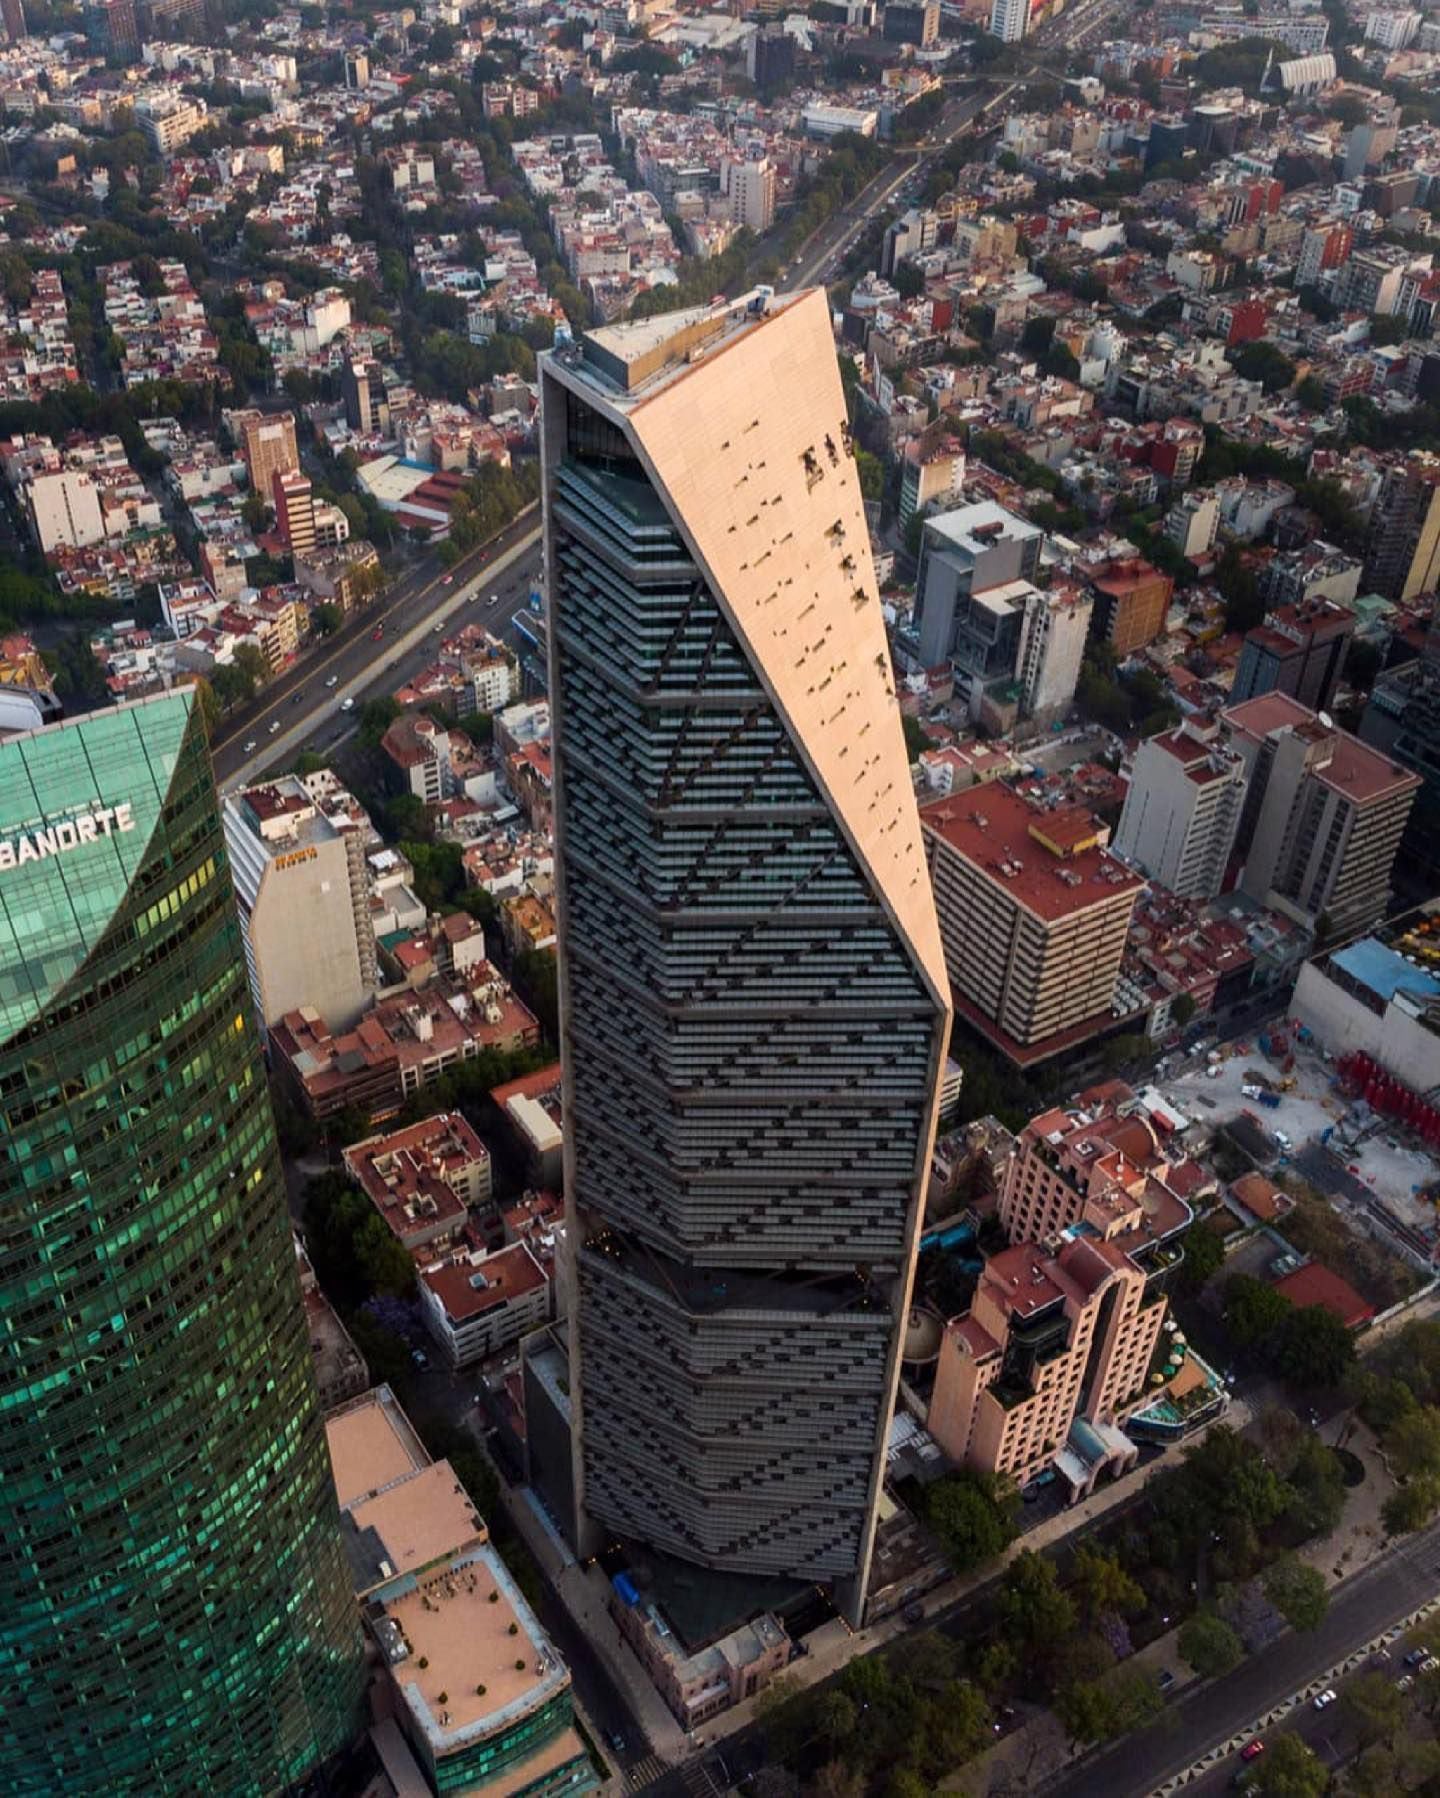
[778,85,1012,293]
[211,510,542,792]
[1049,1520,1440,1797]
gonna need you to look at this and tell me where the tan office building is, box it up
[238,409,300,502]
[922,785,1144,1065]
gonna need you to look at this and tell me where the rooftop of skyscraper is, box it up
[561,284,802,402]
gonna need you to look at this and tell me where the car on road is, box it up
[242,739,257,754]
[1240,1740,1265,1762]
[411,1348,430,1371]
[340,697,355,711]
[607,1732,626,1755]
[1273,1130,1293,1152]
[432,621,443,633]
[268,720,281,734]
[488,591,499,606]
[1313,1688,1337,1710]
[442,574,454,585]
[291,692,304,704]
[371,624,384,639]
[325,675,339,688]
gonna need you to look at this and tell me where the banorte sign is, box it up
[0,803,136,872]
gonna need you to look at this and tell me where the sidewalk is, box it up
[496,1471,692,1766]
[944,1414,1397,1797]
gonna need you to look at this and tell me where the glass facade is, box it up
[0,692,363,1795]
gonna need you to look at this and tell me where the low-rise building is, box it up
[343,1112,491,1258]
[418,1243,551,1367]
[324,1386,597,1798]
[491,1063,565,1191]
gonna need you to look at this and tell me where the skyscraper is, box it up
[540,290,951,1621]
[0,691,363,1794]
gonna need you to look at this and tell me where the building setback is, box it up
[922,784,1143,1066]
[0,691,362,1794]
[540,289,951,1621]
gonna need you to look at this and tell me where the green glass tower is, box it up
[0,691,363,1795]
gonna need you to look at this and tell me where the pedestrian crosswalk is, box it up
[625,1751,666,1791]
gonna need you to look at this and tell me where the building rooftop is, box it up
[421,1242,548,1325]
[1274,1261,1375,1330]
[343,1112,487,1246]
[342,1461,484,1595]
[1223,691,1420,806]
[326,1386,430,1512]
[922,784,1143,923]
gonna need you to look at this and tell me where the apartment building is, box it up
[723,157,776,233]
[1231,599,1355,714]
[343,355,391,436]
[1224,692,1421,936]
[922,785,1144,1066]
[25,467,105,553]
[989,0,1028,42]
[1114,720,1247,899]
[274,468,316,556]
[898,437,965,528]
[342,1112,491,1258]
[913,501,1044,669]
[1162,489,1219,562]
[418,1243,551,1367]
[223,775,378,1035]
[135,94,208,156]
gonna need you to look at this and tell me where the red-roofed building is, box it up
[1274,1262,1374,1331]
[1087,557,1173,655]
[922,785,1144,1067]
[343,1111,491,1256]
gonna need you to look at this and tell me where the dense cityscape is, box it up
[13,0,1440,1795]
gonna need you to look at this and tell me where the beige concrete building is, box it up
[223,775,378,1036]
[926,1237,1157,1494]
[1113,719,1247,899]
[342,1111,490,1258]
[921,785,1144,1066]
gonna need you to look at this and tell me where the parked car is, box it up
[1313,1689,1337,1710]
[1241,1741,1266,1762]
[268,720,281,734]
[325,675,339,689]
[411,1348,430,1371]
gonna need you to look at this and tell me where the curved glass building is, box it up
[0,691,363,1795]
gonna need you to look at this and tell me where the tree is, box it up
[1071,1545,1145,1622]
[1383,1473,1440,1536]
[359,696,403,745]
[1178,1610,1244,1678]
[1385,1405,1440,1480]
[922,1471,1018,1573]
[311,602,343,637]
[809,1689,857,1755]
[1053,1666,1163,1749]
[1231,340,1296,394]
[1262,1557,1328,1632]
[1171,992,1197,1028]
[998,1550,1077,1652]
[1247,1734,1327,1797]
[1282,1432,1346,1541]
[1222,1274,1291,1352]
[901,713,929,763]
[1178,1219,1226,1294]
[1341,1670,1407,1746]
[1295,374,1326,412]
[1272,1305,1355,1389]
[810,1763,863,1798]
